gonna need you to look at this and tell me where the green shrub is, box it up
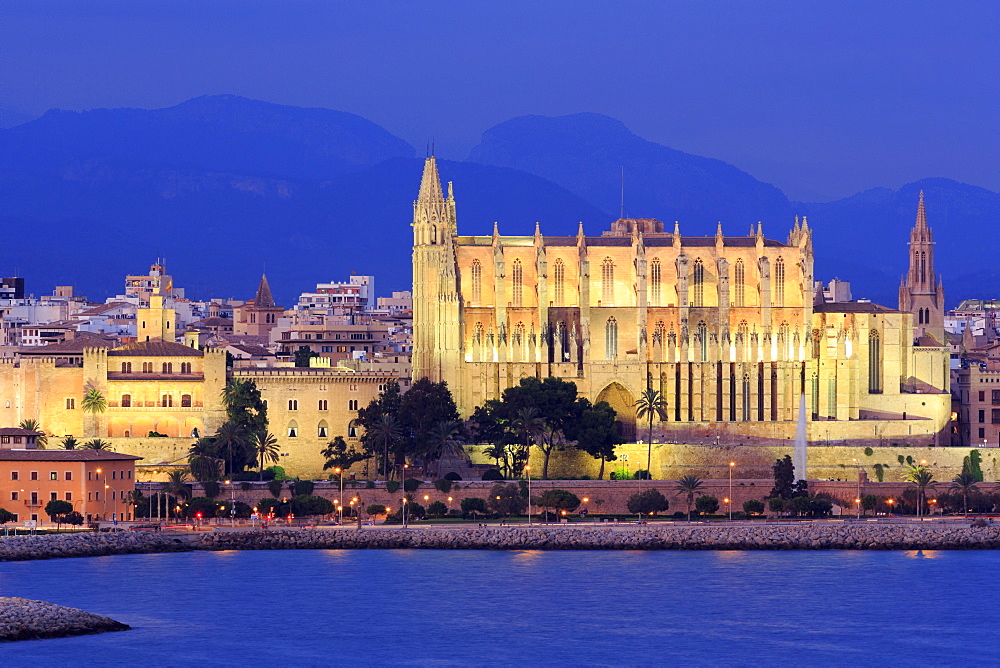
[427,500,448,517]
[633,469,651,480]
[290,480,314,497]
[183,497,222,519]
[481,469,503,481]
[240,482,252,491]
[768,497,785,513]
[863,447,874,456]
[461,497,488,517]
[386,480,400,493]
[433,478,453,494]
[267,479,283,498]
[257,497,281,514]
[695,495,719,515]
[444,472,462,481]
[291,494,335,516]
[365,480,376,489]
[626,489,669,516]
[742,499,765,516]
[366,503,387,517]
[403,478,423,493]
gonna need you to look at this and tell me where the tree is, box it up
[423,420,464,478]
[221,378,267,440]
[293,346,319,367]
[502,377,579,480]
[427,500,448,517]
[396,378,462,474]
[321,435,367,472]
[633,387,667,479]
[291,495,334,517]
[44,499,73,528]
[489,483,528,518]
[674,474,704,520]
[770,455,796,500]
[366,504,389,521]
[861,494,878,516]
[963,450,984,482]
[903,464,935,519]
[695,495,720,516]
[950,472,979,518]
[460,496,487,518]
[188,438,222,482]
[214,421,249,476]
[567,399,622,480]
[162,470,192,516]
[81,387,107,437]
[60,435,79,450]
[367,414,403,480]
[251,431,280,481]
[183,497,222,519]
[19,419,47,448]
[536,488,580,521]
[0,508,17,524]
[78,439,112,451]
[743,499,765,517]
[63,511,84,526]
[626,489,669,517]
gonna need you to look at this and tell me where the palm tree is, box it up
[903,464,935,519]
[162,470,192,518]
[950,472,978,518]
[425,420,463,477]
[369,414,403,480]
[188,438,222,482]
[634,387,667,479]
[60,435,79,450]
[78,439,112,451]
[81,387,107,437]
[251,431,280,481]
[512,407,545,478]
[674,474,704,521]
[18,419,48,448]
[214,421,246,476]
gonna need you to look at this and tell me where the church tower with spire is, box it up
[234,274,284,337]
[411,156,462,388]
[899,191,945,343]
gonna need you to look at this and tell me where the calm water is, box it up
[1,548,998,666]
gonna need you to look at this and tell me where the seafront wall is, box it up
[4,524,1000,560]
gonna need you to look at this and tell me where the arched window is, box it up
[121,394,131,408]
[601,258,614,304]
[471,259,482,304]
[318,421,328,438]
[318,399,328,411]
[605,317,618,360]
[288,399,298,411]
[734,259,745,307]
[869,330,882,393]
[288,421,298,438]
[162,362,172,374]
[348,399,359,411]
[553,259,565,306]
[650,258,661,305]
[774,257,785,307]
[742,374,751,421]
[655,320,667,343]
[181,362,191,374]
[919,251,927,284]
[697,322,708,361]
[121,362,132,373]
[557,321,569,360]
[692,259,705,307]
[142,362,153,373]
[512,259,523,307]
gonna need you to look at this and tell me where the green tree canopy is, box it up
[321,435,367,472]
[695,495,720,516]
[627,489,670,516]
[566,399,622,480]
[45,499,73,527]
[460,496,487,518]
[770,455,796,500]
[536,489,581,514]
[221,379,267,439]
[489,483,528,517]
[674,475,704,520]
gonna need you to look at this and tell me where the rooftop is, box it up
[0,450,142,462]
[108,340,203,357]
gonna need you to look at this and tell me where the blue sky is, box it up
[1,0,996,201]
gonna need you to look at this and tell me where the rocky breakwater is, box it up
[0,531,195,562]
[0,597,129,642]
[198,522,1000,551]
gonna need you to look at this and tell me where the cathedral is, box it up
[412,157,951,446]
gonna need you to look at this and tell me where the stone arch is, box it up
[596,381,636,441]
[107,417,130,438]
[156,416,180,437]
[133,416,155,437]
[183,417,205,438]
[317,419,329,439]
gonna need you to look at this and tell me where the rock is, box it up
[0,597,130,642]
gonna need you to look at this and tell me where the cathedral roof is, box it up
[813,302,899,314]
[108,340,203,357]
[453,234,788,248]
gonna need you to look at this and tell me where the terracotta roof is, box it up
[0,450,142,461]
[19,336,117,355]
[228,344,272,357]
[191,316,233,328]
[916,334,944,346]
[108,340,203,357]
[77,302,130,316]
[0,428,43,436]
[813,302,899,314]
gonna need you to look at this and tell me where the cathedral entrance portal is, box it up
[596,382,636,441]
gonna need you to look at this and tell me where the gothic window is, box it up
[692,259,705,307]
[602,257,614,305]
[738,320,749,340]
[512,259,523,307]
[812,328,821,358]
[697,322,708,362]
[474,322,484,344]
[919,251,927,284]
[742,374,751,421]
[181,394,192,408]
[868,330,882,393]
[655,320,666,344]
[734,259,745,307]
[774,257,785,307]
[318,421,328,438]
[779,322,791,358]
[554,259,565,306]
[121,394,131,408]
[605,317,618,360]
[471,260,482,304]
[557,321,569,360]
[514,322,525,353]
[650,258,661,305]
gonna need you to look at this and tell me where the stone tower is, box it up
[411,156,462,389]
[234,274,284,337]
[899,191,945,343]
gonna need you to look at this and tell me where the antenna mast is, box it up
[620,165,625,220]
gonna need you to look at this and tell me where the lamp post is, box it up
[402,463,409,528]
[728,461,735,521]
[334,467,344,524]
[104,484,110,522]
[525,465,532,526]
[95,468,103,521]
[225,480,235,526]
[886,498,895,516]
[852,458,862,518]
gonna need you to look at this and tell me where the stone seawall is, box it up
[4,524,1000,559]
[0,597,130,642]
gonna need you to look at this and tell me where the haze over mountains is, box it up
[0,95,995,307]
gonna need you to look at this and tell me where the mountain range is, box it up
[0,94,996,308]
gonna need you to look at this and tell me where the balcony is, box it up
[107,372,204,381]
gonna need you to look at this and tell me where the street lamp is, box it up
[225,480,235,526]
[886,498,895,516]
[855,498,862,519]
[104,484,110,522]
[724,497,730,520]
[334,467,344,524]
[852,458,862,518]
[525,465,532,526]
[728,462,735,520]
[95,468,103,521]
[402,464,409,528]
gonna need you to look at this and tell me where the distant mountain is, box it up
[0,95,415,180]
[467,113,794,231]
[797,178,1000,308]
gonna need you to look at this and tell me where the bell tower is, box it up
[899,191,945,343]
[411,156,461,386]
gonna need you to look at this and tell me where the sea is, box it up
[1,548,998,666]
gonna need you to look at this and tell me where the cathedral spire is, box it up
[417,156,444,203]
[254,274,276,308]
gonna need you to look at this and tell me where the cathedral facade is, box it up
[412,157,951,446]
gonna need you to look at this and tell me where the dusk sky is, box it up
[1,0,997,201]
